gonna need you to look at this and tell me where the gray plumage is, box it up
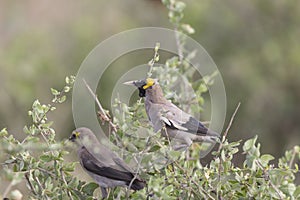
[124,78,220,148]
[69,127,145,198]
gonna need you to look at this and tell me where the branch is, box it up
[174,27,183,63]
[173,161,215,200]
[25,172,37,195]
[256,160,284,200]
[33,172,51,200]
[60,168,74,200]
[147,43,160,78]
[3,181,13,198]
[289,146,298,169]
[83,79,118,133]
[216,102,241,199]
[126,137,152,199]
[217,102,241,152]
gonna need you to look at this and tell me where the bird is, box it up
[69,127,145,199]
[124,78,220,149]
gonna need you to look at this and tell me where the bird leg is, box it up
[100,187,108,199]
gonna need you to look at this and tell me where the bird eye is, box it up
[69,132,80,141]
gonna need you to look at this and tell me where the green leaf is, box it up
[141,154,153,164]
[181,24,195,34]
[58,95,66,103]
[40,154,52,162]
[0,128,8,136]
[82,182,99,196]
[260,154,275,166]
[50,88,60,96]
[174,1,186,12]
[149,145,161,152]
[5,159,15,164]
[63,162,76,172]
[243,136,258,152]
[65,76,70,84]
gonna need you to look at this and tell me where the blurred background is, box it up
[0,0,299,162]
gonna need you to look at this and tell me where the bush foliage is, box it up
[1,0,299,199]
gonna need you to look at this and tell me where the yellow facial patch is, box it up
[143,78,155,89]
[74,131,80,138]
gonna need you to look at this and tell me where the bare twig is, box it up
[25,172,37,195]
[216,102,241,199]
[3,181,13,198]
[217,102,241,152]
[289,146,298,169]
[37,167,56,177]
[83,79,118,133]
[174,27,183,63]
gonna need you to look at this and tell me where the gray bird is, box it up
[124,78,220,149]
[69,127,145,198]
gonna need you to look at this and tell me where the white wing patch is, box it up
[160,115,189,131]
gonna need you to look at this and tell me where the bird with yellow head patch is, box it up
[124,78,220,149]
[69,127,145,198]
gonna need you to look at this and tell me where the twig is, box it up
[3,181,13,198]
[147,43,160,78]
[33,173,51,200]
[126,137,152,199]
[37,167,56,177]
[289,146,297,169]
[173,161,215,200]
[174,27,183,63]
[256,160,284,200]
[83,79,118,133]
[60,168,74,200]
[217,102,241,152]
[25,172,37,195]
[216,102,240,199]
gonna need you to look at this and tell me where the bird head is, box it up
[69,127,98,148]
[123,78,157,97]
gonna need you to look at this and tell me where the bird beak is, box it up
[123,80,137,86]
[69,133,76,142]
[69,135,74,142]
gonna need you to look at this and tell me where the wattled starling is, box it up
[124,78,220,148]
[69,127,145,198]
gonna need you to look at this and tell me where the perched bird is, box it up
[69,127,145,198]
[124,78,220,149]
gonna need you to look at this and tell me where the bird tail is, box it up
[207,129,221,138]
[129,179,146,190]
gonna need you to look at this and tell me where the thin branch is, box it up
[147,43,160,78]
[3,181,13,198]
[289,146,297,169]
[173,161,215,200]
[256,160,284,200]
[83,79,118,133]
[126,137,152,199]
[60,168,74,200]
[25,172,37,196]
[33,173,51,200]
[216,102,241,199]
[37,167,56,177]
[217,102,241,152]
[174,27,183,63]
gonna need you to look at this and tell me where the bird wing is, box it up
[165,105,208,134]
[79,147,135,182]
[145,100,165,132]
[147,103,208,134]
